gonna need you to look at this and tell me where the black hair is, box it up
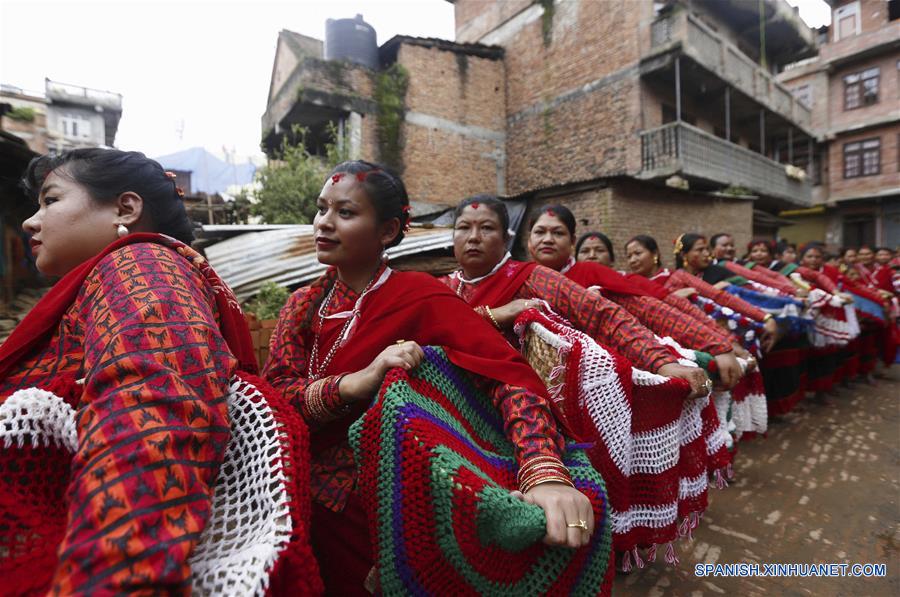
[576,231,614,263]
[874,246,892,253]
[776,240,796,255]
[709,233,732,250]
[799,242,824,259]
[674,232,705,270]
[21,148,194,244]
[453,194,510,240]
[625,234,661,267]
[746,239,775,257]
[329,160,409,249]
[529,204,576,238]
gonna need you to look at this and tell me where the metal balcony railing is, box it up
[639,122,812,204]
[648,10,813,131]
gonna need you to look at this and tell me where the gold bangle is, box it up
[484,306,502,331]
[762,313,774,323]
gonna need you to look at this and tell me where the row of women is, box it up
[0,148,894,596]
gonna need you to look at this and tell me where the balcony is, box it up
[645,9,812,132]
[638,122,812,205]
[45,79,122,112]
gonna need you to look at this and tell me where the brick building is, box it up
[778,0,900,249]
[263,1,821,264]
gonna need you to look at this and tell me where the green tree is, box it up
[251,124,349,224]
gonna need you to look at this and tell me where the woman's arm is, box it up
[52,244,235,594]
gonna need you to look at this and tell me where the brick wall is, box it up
[517,180,753,266]
[453,0,534,43]
[829,122,900,200]
[398,43,506,204]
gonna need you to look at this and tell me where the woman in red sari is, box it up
[441,195,711,397]
[526,205,745,389]
[263,163,601,595]
[1,149,317,595]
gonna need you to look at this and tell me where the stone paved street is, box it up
[614,367,900,597]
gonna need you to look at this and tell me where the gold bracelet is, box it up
[520,474,575,494]
[762,313,774,323]
[484,306,502,331]
[516,456,567,481]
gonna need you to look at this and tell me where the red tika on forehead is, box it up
[331,173,344,185]
[470,202,480,210]
[545,208,556,217]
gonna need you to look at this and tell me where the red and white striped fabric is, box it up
[515,309,731,565]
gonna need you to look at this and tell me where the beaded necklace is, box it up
[308,272,379,380]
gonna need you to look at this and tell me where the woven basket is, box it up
[522,326,567,390]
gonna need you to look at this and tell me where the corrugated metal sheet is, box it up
[206,226,453,301]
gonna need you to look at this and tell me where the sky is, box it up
[1,0,830,163]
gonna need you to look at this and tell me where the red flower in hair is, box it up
[175,186,185,198]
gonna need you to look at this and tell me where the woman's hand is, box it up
[714,351,742,389]
[489,299,542,330]
[339,341,425,402]
[672,287,698,299]
[761,318,779,353]
[657,363,711,398]
[510,482,595,548]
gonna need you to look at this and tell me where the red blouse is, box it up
[0,243,236,594]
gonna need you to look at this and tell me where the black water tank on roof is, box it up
[324,14,378,70]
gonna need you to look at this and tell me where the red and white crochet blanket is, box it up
[515,310,731,565]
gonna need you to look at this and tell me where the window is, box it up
[843,138,881,178]
[834,1,860,41]
[59,115,91,139]
[844,67,879,109]
[792,84,812,108]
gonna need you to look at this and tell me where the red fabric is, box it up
[446,261,679,372]
[722,262,797,295]
[0,233,257,378]
[662,269,768,322]
[281,268,561,457]
[565,261,668,299]
[0,235,319,595]
[874,264,894,293]
[795,266,838,294]
[464,260,538,307]
[310,493,372,596]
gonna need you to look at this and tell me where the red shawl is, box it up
[306,267,557,454]
[565,262,669,299]
[0,233,257,378]
[460,259,538,308]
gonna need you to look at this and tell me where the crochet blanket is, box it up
[514,310,731,566]
[349,347,613,596]
[0,373,319,596]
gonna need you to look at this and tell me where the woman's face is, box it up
[625,240,657,277]
[748,243,772,265]
[577,237,613,266]
[781,246,797,264]
[453,204,507,278]
[528,212,573,271]
[22,169,121,276]
[684,238,711,272]
[875,249,892,265]
[313,174,390,271]
[842,249,857,264]
[800,247,824,270]
[857,247,874,265]
[712,235,735,261]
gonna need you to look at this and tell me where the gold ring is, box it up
[566,519,588,530]
[704,379,713,393]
